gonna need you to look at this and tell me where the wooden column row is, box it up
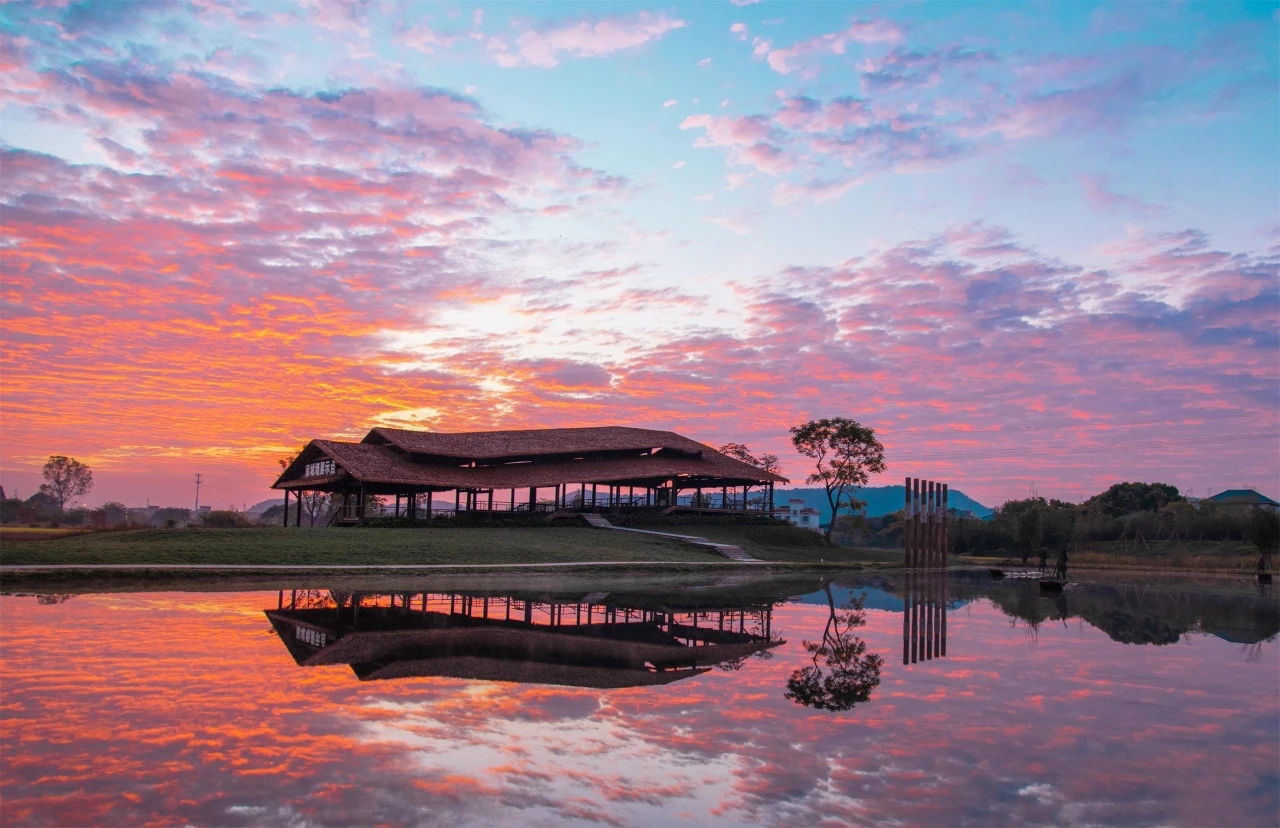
[902,570,948,665]
[903,477,949,569]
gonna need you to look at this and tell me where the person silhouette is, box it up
[1054,547,1068,581]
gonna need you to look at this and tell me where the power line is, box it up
[685,412,1274,442]
[890,431,1280,463]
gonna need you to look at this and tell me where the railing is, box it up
[322,492,779,522]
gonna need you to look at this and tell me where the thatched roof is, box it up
[273,426,787,490]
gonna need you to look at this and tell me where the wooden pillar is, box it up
[903,478,912,568]
[768,482,774,514]
[941,483,949,570]
[528,487,537,511]
[912,478,921,569]
[296,490,303,526]
[629,486,634,506]
[425,491,432,519]
[282,489,290,527]
[487,490,494,511]
[510,488,516,511]
[591,483,597,507]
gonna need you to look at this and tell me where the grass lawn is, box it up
[0,521,893,568]
[0,526,712,567]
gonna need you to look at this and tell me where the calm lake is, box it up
[2,571,1277,826]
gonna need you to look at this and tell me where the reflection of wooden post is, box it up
[909,572,918,663]
[902,571,911,665]
[940,572,947,657]
[924,572,933,659]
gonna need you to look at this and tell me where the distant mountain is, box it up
[245,497,284,514]
[776,485,993,526]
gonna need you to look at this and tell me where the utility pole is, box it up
[194,474,202,511]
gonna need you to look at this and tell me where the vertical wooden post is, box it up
[591,483,597,507]
[426,491,432,519]
[941,483,949,570]
[928,480,937,569]
[296,490,303,526]
[903,478,912,568]
[913,478,921,569]
[282,489,290,527]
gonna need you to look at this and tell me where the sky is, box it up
[1,0,1277,510]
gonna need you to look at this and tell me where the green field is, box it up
[0,523,883,568]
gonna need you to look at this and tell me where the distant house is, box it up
[776,498,823,533]
[1203,489,1279,511]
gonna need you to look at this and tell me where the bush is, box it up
[201,510,254,528]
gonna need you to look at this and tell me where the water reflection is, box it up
[266,588,783,688]
[785,586,882,711]
[903,570,948,666]
[2,572,1277,826]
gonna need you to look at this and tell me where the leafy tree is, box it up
[39,455,93,511]
[717,443,781,475]
[1086,482,1183,517]
[784,587,883,711]
[789,418,886,541]
[23,492,61,521]
[101,502,128,525]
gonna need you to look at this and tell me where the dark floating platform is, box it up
[1039,580,1065,592]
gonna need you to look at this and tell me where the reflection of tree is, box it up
[785,586,883,711]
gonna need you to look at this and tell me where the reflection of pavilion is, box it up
[902,572,947,666]
[266,590,782,688]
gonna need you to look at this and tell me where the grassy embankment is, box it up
[0,522,888,568]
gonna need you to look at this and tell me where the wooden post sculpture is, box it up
[903,476,954,570]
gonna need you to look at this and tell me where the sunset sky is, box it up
[2,1,1277,509]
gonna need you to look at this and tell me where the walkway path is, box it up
[581,514,763,563]
[0,561,756,573]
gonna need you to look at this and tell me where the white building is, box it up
[778,498,823,533]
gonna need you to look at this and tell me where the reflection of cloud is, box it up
[1,591,1276,827]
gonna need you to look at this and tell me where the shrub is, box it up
[202,510,253,528]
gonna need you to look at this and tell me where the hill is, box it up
[776,485,993,526]
[245,498,284,515]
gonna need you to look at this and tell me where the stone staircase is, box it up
[580,513,762,563]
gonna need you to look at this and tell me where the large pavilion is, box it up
[272,425,788,525]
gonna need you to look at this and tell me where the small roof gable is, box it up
[1205,489,1279,506]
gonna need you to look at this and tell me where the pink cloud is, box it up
[488,11,685,68]
[765,19,903,77]
[1079,173,1165,217]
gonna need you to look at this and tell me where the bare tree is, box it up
[789,418,886,541]
[39,455,93,511]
